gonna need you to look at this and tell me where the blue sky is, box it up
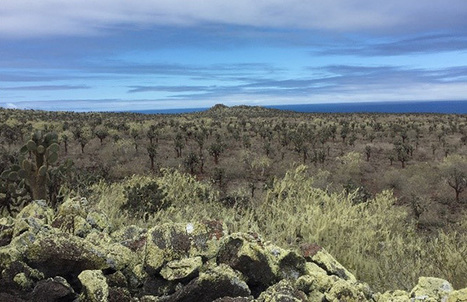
[1,1,467,111]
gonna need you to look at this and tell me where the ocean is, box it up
[132,100,467,115]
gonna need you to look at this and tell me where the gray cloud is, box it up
[141,64,467,100]
[128,85,212,93]
[2,1,467,37]
[1,85,91,91]
[318,34,467,56]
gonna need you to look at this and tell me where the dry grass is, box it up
[78,166,467,291]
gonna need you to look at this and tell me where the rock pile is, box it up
[0,200,466,301]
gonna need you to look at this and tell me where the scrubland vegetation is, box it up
[1,104,467,291]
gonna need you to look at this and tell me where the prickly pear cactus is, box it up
[18,131,60,201]
[0,165,30,215]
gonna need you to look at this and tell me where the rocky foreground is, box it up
[0,200,466,302]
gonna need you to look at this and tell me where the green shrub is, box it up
[122,181,167,218]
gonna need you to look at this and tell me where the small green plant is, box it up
[122,181,168,217]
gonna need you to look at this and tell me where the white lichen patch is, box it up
[186,223,194,234]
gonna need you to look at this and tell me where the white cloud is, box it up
[4,103,18,109]
[1,0,467,37]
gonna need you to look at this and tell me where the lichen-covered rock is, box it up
[127,263,148,289]
[295,272,338,301]
[51,198,92,237]
[160,256,203,281]
[106,270,128,288]
[375,290,410,302]
[256,279,307,302]
[86,230,136,271]
[213,297,254,302]
[410,277,453,301]
[0,244,21,271]
[108,286,133,302]
[265,243,306,281]
[296,261,373,302]
[78,269,109,302]
[300,243,356,282]
[325,279,371,302]
[111,225,147,252]
[29,276,76,302]
[1,228,52,272]
[217,233,277,295]
[23,232,109,278]
[164,263,251,302]
[145,222,222,273]
[140,296,161,302]
[13,273,33,291]
[13,200,54,237]
[142,274,180,297]
[449,288,467,302]
[56,197,87,218]
[0,216,15,246]
[0,260,44,294]
[86,210,111,233]
[3,199,467,302]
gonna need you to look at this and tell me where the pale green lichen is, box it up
[104,242,136,271]
[297,262,339,293]
[86,211,111,232]
[295,275,326,301]
[448,288,467,302]
[325,279,370,302]
[24,233,109,271]
[160,256,203,281]
[199,263,250,293]
[0,216,14,239]
[264,243,305,280]
[139,295,162,302]
[0,245,20,270]
[13,272,33,290]
[410,277,453,302]
[145,222,220,272]
[256,279,306,302]
[310,248,356,282]
[13,200,54,236]
[374,290,410,302]
[303,261,327,276]
[78,269,109,302]
[57,197,86,218]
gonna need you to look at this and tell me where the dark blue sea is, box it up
[132,100,467,115]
